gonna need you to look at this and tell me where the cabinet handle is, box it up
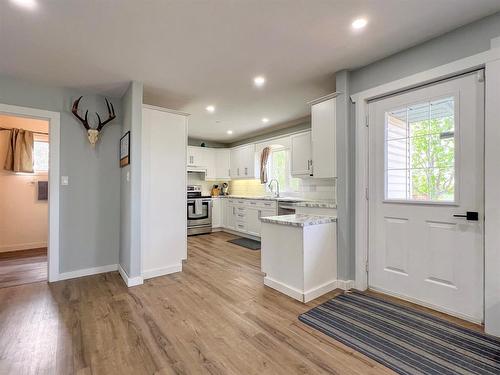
[258,210,262,219]
[245,167,248,175]
[237,168,240,176]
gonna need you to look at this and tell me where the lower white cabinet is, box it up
[212,198,222,228]
[220,198,277,237]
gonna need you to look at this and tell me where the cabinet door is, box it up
[215,149,231,179]
[212,198,221,228]
[224,203,236,229]
[240,144,256,178]
[202,148,216,179]
[230,148,241,178]
[246,208,260,236]
[311,98,336,178]
[291,132,312,176]
[187,146,205,166]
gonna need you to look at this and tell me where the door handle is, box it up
[453,211,479,221]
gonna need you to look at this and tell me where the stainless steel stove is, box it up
[187,185,212,235]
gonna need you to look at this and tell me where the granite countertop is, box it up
[260,214,337,227]
[288,200,336,209]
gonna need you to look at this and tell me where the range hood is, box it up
[187,166,207,173]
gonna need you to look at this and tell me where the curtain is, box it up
[3,128,34,173]
[260,146,271,184]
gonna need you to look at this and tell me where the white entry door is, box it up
[368,72,484,323]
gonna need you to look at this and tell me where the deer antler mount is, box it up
[71,96,116,146]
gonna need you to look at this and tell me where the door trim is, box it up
[352,41,500,335]
[0,103,60,282]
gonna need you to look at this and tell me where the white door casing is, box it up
[368,72,484,323]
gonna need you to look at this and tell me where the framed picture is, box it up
[120,131,130,167]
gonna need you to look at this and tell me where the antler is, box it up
[71,96,90,130]
[96,98,116,131]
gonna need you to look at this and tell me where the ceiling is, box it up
[1,1,499,142]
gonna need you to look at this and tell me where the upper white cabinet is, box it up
[311,97,336,178]
[187,146,206,167]
[230,144,256,179]
[291,131,313,177]
[214,149,231,180]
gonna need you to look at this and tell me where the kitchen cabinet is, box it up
[142,105,187,279]
[214,149,231,180]
[212,198,222,228]
[311,97,336,178]
[230,144,256,179]
[291,132,313,177]
[187,146,205,167]
[221,198,277,237]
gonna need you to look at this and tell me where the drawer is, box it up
[235,212,246,220]
[235,221,247,232]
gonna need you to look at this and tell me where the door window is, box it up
[385,96,456,202]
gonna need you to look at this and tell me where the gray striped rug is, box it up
[299,291,500,375]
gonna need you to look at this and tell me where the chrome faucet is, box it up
[268,178,280,198]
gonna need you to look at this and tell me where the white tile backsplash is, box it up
[187,173,225,195]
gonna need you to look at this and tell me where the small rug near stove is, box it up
[299,291,500,375]
[227,237,261,250]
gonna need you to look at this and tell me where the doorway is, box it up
[368,71,484,323]
[0,103,60,283]
[0,114,50,287]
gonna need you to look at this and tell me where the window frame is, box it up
[33,134,49,174]
[266,146,300,194]
[383,91,461,206]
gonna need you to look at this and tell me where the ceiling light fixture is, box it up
[10,0,37,9]
[206,105,215,113]
[253,76,266,87]
[227,130,233,135]
[352,18,368,30]
[262,118,269,123]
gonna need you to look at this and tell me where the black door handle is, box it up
[453,211,479,221]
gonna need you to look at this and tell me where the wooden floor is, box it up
[0,248,47,289]
[0,233,481,374]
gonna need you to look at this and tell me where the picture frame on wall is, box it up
[120,131,130,167]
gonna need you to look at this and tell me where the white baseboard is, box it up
[118,264,144,287]
[264,276,304,301]
[57,264,118,281]
[142,263,182,280]
[304,280,339,302]
[337,279,356,291]
[264,277,355,303]
[0,241,48,253]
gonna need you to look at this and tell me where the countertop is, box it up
[260,214,337,227]
[211,195,337,208]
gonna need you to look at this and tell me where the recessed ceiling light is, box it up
[254,76,266,87]
[10,0,37,9]
[352,18,368,30]
[206,105,215,113]
[262,118,269,123]
[227,130,233,135]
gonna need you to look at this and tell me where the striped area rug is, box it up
[299,292,500,375]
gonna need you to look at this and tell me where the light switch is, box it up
[61,176,69,186]
[126,171,130,182]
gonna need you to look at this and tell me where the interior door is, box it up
[368,72,484,322]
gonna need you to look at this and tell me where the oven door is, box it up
[187,199,212,227]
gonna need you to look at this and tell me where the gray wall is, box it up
[0,75,121,273]
[188,138,228,148]
[229,120,311,148]
[119,81,143,278]
[350,12,500,94]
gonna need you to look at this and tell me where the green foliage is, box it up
[410,117,454,201]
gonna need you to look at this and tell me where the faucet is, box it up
[268,178,280,198]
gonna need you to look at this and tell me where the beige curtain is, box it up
[4,128,34,173]
[260,146,271,184]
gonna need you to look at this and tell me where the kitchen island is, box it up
[260,214,337,303]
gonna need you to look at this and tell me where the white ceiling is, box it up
[1,1,499,142]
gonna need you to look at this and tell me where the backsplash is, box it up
[187,173,225,195]
[229,178,336,202]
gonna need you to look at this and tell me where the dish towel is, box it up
[194,200,203,215]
